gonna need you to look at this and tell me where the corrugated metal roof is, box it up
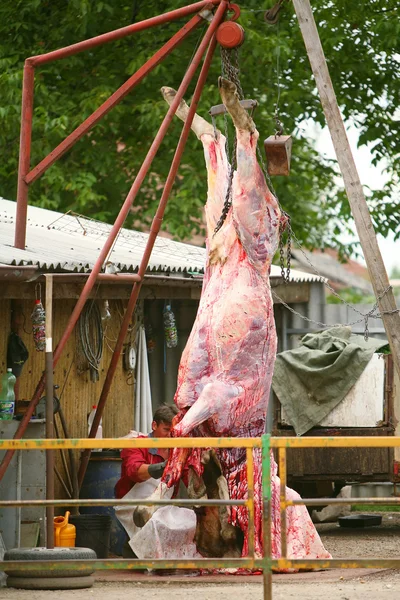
[0,198,324,283]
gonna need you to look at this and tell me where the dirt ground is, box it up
[2,513,400,600]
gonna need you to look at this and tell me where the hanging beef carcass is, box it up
[135,78,331,562]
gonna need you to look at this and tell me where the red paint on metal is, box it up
[216,21,245,48]
[25,14,206,185]
[1,2,228,486]
[77,11,226,488]
[226,3,241,21]
[15,1,221,248]
[30,1,221,66]
[14,62,35,250]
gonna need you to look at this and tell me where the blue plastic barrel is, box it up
[79,450,126,556]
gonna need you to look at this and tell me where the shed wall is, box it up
[1,298,134,500]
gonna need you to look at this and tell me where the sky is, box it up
[306,122,399,277]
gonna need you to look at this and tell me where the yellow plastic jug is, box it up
[54,511,76,547]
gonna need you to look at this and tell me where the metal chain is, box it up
[279,213,291,284]
[214,48,244,235]
[289,227,398,319]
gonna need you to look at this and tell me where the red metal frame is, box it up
[1,0,230,483]
[15,0,221,249]
[25,14,206,186]
[78,26,222,486]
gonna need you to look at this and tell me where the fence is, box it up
[1,435,400,599]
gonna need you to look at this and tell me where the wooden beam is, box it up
[0,282,203,300]
[292,0,400,379]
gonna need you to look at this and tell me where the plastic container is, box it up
[0,369,16,420]
[54,511,76,547]
[79,450,126,556]
[338,514,382,528]
[88,405,102,452]
[69,514,112,558]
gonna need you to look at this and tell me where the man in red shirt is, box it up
[115,405,179,559]
[115,405,178,499]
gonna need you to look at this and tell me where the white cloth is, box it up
[134,326,153,434]
[114,479,201,559]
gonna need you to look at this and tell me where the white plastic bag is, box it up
[130,506,202,559]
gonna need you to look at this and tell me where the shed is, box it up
[0,197,324,506]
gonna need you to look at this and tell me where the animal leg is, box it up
[161,86,216,139]
[219,77,281,269]
[133,481,171,528]
[173,380,242,437]
[161,85,230,236]
[218,77,255,133]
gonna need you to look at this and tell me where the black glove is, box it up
[148,460,167,479]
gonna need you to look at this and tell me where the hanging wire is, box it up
[78,301,103,382]
[274,21,281,128]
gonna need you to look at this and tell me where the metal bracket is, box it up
[227,3,241,21]
[265,0,286,25]
[209,99,258,117]
[199,6,214,22]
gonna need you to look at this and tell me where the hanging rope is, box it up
[78,301,103,382]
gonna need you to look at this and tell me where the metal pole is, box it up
[262,434,272,600]
[29,1,221,66]
[14,61,34,250]
[0,5,225,486]
[26,13,207,185]
[45,274,55,548]
[78,9,226,486]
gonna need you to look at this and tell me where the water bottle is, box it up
[0,369,16,420]
[88,405,103,452]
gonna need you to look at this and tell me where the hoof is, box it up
[218,77,238,107]
[133,506,152,528]
[218,76,254,132]
[161,86,178,105]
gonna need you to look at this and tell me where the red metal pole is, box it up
[0,2,226,485]
[78,13,226,487]
[30,1,221,66]
[25,13,206,185]
[14,61,35,250]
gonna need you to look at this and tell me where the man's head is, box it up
[151,404,178,437]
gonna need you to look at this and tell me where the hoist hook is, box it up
[264,0,286,25]
[227,3,241,22]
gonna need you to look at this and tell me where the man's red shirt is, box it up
[114,435,165,499]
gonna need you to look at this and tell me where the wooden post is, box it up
[45,274,55,548]
[292,0,400,379]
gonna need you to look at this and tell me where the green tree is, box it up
[0,0,399,253]
[390,266,400,279]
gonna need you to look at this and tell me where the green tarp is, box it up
[272,326,388,436]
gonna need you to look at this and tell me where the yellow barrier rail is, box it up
[1,435,400,599]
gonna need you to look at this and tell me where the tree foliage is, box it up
[0,0,399,254]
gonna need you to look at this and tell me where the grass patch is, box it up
[351,504,400,513]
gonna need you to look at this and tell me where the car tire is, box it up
[6,575,95,590]
[4,547,96,578]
